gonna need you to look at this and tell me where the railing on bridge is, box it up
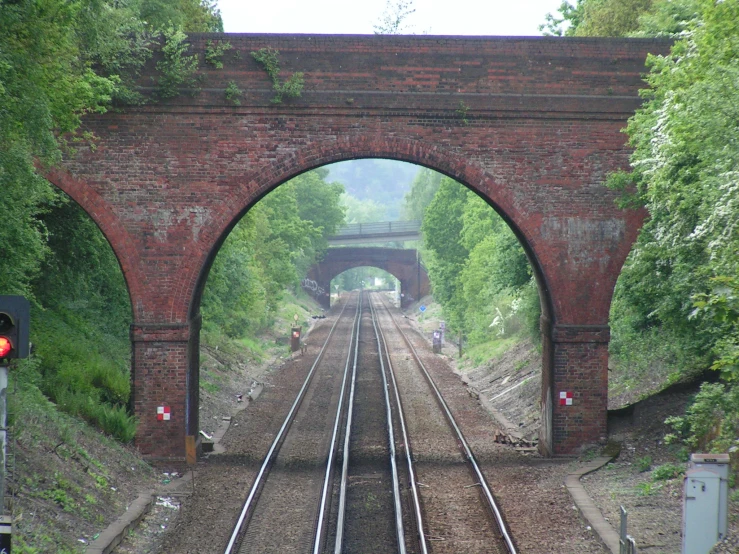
[326,221,421,245]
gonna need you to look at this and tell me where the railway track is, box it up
[223,290,516,553]
[224,292,361,553]
[369,291,517,554]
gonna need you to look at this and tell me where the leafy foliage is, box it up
[0,0,223,449]
[651,463,684,481]
[418,178,538,346]
[540,0,686,37]
[201,170,345,338]
[374,0,417,34]
[140,0,223,33]
[156,26,201,98]
[607,0,739,453]
[574,0,654,36]
[205,39,233,69]
[401,168,442,221]
[539,0,586,36]
[251,47,305,104]
[225,81,243,105]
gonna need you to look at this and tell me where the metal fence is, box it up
[330,220,421,237]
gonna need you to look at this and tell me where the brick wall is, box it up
[307,248,429,309]
[45,35,670,460]
[130,324,191,460]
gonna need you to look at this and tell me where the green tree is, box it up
[374,0,416,34]
[140,0,223,33]
[0,0,219,298]
[0,0,121,296]
[401,168,442,221]
[202,170,346,337]
[575,0,654,36]
[607,0,739,451]
[420,178,537,345]
[610,0,738,347]
[422,178,469,331]
[541,0,660,37]
[632,0,700,38]
[539,1,586,36]
[340,193,388,223]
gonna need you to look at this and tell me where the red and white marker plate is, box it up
[157,405,171,421]
[559,391,573,406]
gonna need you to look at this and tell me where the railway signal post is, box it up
[0,295,30,553]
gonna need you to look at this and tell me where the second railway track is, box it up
[369,291,516,554]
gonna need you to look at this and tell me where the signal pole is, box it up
[0,295,31,553]
[0,361,8,553]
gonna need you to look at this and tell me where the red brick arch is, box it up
[51,34,670,461]
[184,139,547,323]
[42,166,147,315]
[304,247,431,309]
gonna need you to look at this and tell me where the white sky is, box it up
[217,0,564,36]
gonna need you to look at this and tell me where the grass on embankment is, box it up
[9,360,156,554]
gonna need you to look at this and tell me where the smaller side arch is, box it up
[42,166,148,318]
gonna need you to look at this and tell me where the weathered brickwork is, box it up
[130,324,190,460]
[551,325,611,453]
[44,34,670,460]
[307,248,430,309]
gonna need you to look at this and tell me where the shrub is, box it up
[636,455,652,472]
[652,463,684,481]
[665,382,739,452]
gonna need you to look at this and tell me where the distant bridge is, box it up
[326,221,421,245]
[306,247,430,309]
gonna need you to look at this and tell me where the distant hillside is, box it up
[325,159,420,220]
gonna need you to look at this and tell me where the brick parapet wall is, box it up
[143,34,668,113]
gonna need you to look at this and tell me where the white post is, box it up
[0,365,9,554]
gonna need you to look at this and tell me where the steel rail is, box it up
[223,294,357,554]
[331,290,363,553]
[373,292,518,554]
[368,293,429,554]
[313,291,363,554]
[367,293,411,554]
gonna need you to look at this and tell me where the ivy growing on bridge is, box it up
[251,47,305,104]
[155,26,201,99]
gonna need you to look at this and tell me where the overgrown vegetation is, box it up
[542,0,739,461]
[204,39,232,69]
[402,170,541,350]
[251,47,305,104]
[225,81,243,105]
[156,26,201,98]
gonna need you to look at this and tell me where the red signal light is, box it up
[0,336,11,358]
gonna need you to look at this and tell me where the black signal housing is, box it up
[0,295,30,362]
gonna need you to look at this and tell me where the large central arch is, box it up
[43,34,671,461]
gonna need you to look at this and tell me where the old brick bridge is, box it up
[45,34,670,461]
[307,247,430,309]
